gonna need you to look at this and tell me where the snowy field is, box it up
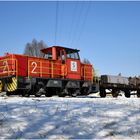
[0,93,140,139]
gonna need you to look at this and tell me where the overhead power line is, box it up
[66,2,79,46]
[67,1,91,48]
[53,1,90,47]
[69,2,84,47]
[73,1,91,47]
[54,1,59,45]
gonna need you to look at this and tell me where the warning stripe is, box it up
[7,83,13,92]
[6,77,17,92]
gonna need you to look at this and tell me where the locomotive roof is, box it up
[41,46,80,53]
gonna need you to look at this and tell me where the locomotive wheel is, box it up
[58,93,65,97]
[6,91,16,96]
[58,89,67,97]
[45,93,52,97]
[34,82,45,97]
[21,89,31,97]
[45,88,52,97]
[112,89,119,97]
[34,88,42,97]
[71,89,80,97]
[35,93,41,97]
[22,92,30,97]
[124,90,130,98]
[20,90,25,97]
[6,90,18,96]
[81,88,89,95]
[137,90,140,98]
[70,89,76,97]
[100,88,106,97]
[6,91,11,96]
[71,92,77,97]
[58,91,66,97]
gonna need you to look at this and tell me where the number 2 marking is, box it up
[31,62,37,74]
[3,60,9,73]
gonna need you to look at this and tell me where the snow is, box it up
[0,94,140,139]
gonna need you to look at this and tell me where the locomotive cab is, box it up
[41,46,81,80]
[41,46,80,61]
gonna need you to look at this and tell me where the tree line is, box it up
[24,38,91,64]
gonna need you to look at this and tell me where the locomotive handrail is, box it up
[92,68,94,83]
[61,64,68,78]
[51,61,54,78]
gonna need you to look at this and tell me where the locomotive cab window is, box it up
[56,49,60,59]
[44,52,52,59]
[66,50,79,60]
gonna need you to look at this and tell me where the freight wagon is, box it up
[99,75,140,97]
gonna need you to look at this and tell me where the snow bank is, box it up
[0,96,140,139]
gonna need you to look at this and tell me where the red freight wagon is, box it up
[0,46,94,97]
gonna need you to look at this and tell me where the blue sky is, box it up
[0,1,140,76]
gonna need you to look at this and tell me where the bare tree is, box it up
[82,58,99,82]
[83,58,95,72]
[82,58,91,64]
[24,39,48,57]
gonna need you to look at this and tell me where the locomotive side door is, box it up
[65,49,81,80]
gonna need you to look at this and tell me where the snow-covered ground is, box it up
[0,94,140,139]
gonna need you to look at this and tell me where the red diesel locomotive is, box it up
[0,46,94,97]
